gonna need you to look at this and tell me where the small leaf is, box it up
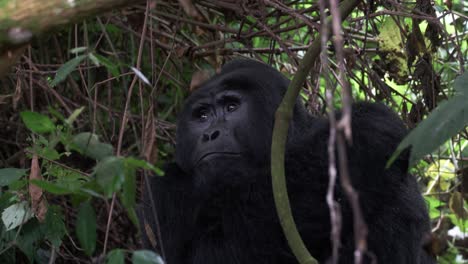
[132,250,164,264]
[39,148,60,161]
[2,201,33,231]
[48,107,66,122]
[88,53,100,66]
[20,111,55,134]
[65,107,85,127]
[95,156,125,197]
[107,249,125,264]
[131,67,151,86]
[125,157,164,176]
[50,55,87,87]
[92,54,120,77]
[70,46,88,54]
[72,132,114,161]
[76,201,97,256]
[0,168,27,186]
[389,72,468,167]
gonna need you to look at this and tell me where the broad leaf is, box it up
[95,156,125,197]
[390,72,468,166]
[72,132,114,161]
[20,111,55,134]
[76,201,97,256]
[0,168,27,186]
[16,220,43,262]
[44,206,66,247]
[1,201,33,231]
[107,249,125,264]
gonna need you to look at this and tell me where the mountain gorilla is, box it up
[141,59,434,264]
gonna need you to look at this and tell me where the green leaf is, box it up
[95,156,125,197]
[30,179,72,195]
[38,147,61,161]
[44,206,66,247]
[389,72,468,167]
[131,250,164,264]
[72,132,114,161]
[125,157,164,176]
[88,52,101,66]
[65,107,85,127]
[16,219,43,262]
[425,196,446,219]
[92,54,120,78]
[48,107,66,122]
[0,168,27,186]
[1,201,33,231]
[9,179,27,191]
[50,55,87,87]
[76,201,97,256]
[20,111,55,134]
[121,166,138,226]
[107,249,125,264]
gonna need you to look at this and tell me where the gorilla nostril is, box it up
[202,134,210,142]
[211,130,220,140]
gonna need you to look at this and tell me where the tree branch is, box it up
[0,0,146,76]
[270,0,361,263]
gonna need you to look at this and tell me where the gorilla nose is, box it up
[202,130,220,142]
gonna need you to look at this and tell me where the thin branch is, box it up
[270,0,361,263]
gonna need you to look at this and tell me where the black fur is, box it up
[140,59,434,264]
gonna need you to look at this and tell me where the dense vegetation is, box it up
[0,0,466,263]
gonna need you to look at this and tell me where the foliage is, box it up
[0,0,466,263]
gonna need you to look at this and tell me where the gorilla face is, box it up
[174,59,309,192]
[175,76,273,182]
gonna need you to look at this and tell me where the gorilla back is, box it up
[141,59,434,264]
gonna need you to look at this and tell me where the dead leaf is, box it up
[449,192,467,220]
[143,106,158,164]
[0,95,12,105]
[144,220,157,248]
[190,70,212,91]
[29,155,47,222]
[175,46,190,58]
[13,77,22,110]
[178,0,203,21]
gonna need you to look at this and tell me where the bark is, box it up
[0,0,146,75]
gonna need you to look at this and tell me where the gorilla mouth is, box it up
[196,152,240,164]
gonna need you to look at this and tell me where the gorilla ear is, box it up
[190,69,214,92]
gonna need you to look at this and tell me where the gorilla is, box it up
[141,59,434,264]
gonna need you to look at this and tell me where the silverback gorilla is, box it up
[141,59,434,264]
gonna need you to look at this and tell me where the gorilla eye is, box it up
[226,102,239,112]
[195,108,209,121]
